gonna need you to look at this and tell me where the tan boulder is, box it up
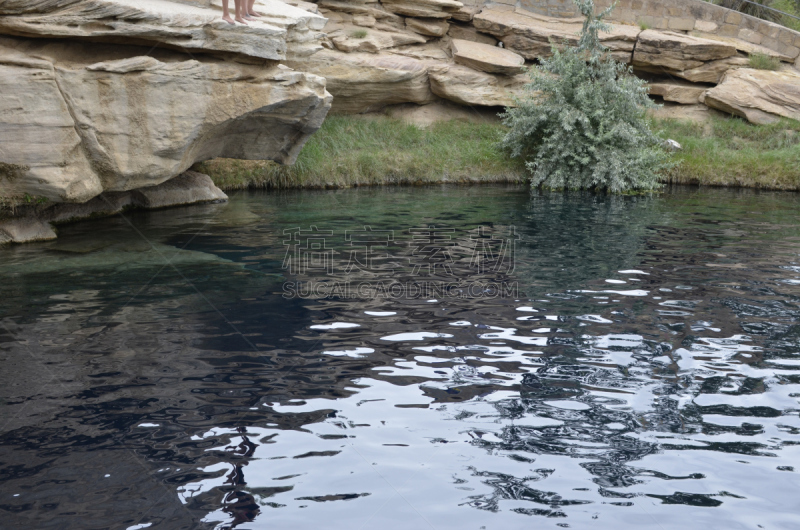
[473,7,639,62]
[451,38,525,75]
[406,17,450,37]
[632,30,737,72]
[429,64,529,107]
[451,5,481,22]
[647,103,722,124]
[318,0,403,22]
[390,44,451,61]
[689,31,794,63]
[331,26,427,52]
[286,49,435,113]
[678,55,750,83]
[381,0,464,18]
[703,68,800,124]
[131,171,227,209]
[447,23,498,46]
[647,79,707,104]
[0,48,102,203]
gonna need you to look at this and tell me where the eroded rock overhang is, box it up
[0,0,333,242]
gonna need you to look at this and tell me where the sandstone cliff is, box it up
[0,0,332,242]
[2,0,800,243]
[280,0,799,119]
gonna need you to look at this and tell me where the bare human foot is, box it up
[222,14,235,24]
[235,16,248,24]
[247,0,262,17]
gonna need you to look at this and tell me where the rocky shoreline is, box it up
[1,0,800,243]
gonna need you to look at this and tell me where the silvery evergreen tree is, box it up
[501,0,671,192]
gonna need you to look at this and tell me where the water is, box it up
[1,186,800,530]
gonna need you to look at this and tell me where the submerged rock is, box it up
[0,171,227,244]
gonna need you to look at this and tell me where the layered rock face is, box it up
[0,0,328,59]
[286,2,534,112]
[2,0,800,244]
[704,68,800,124]
[0,0,332,241]
[278,0,799,122]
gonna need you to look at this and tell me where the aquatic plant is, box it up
[501,0,672,192]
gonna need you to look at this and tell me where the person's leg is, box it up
[247,0,262,17]
[222,0,235,24]
[234,0,248,24]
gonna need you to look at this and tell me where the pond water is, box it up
[1,186,800,530]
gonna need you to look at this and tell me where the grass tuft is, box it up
[350,29,368,39]
[748,52,781,70]
[653,114,800,190]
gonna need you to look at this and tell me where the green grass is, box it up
[197,114,800,193]
[195,116,526,190]
[638,20,651,30]
[773,0,800,31]
[654,115,800,190]
[350,29,368,39]
[749,52,781,70]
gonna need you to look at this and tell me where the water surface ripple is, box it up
[1,186,799,529]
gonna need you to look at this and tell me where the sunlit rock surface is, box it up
[0,36,331,201]
[287,50,435,113]
[0,0,327,60]
[296,0,799,118]
[428,64,528,107]
[473,7,641,63]
[703,68,800,124]
[451,38,525,75]
[0,0,331,241]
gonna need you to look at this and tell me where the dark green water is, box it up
[1,186,799,529]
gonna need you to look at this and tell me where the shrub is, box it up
[350,29,368,39]
[748,52,781,70]
[501,0,672,192]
